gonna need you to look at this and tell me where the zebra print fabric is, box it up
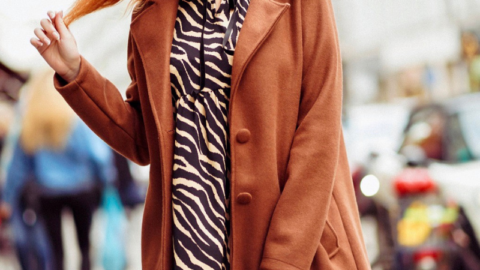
[169,0,250,269]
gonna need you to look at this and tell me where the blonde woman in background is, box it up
[1,69,116,270]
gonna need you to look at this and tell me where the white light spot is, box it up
[360,174,380,197]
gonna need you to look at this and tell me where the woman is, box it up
[2,69,116,270]
[31,0,370,269]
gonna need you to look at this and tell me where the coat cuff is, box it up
[53,55,89,93]
[259,257,302,270]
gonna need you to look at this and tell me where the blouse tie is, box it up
[198,0,238,92]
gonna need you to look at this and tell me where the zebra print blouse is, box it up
[169,0,250,268]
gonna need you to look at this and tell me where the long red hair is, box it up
[64,0,146,26]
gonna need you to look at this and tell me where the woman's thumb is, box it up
[54,11,69,37]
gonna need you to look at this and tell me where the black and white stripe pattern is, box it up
[169,0,249,269]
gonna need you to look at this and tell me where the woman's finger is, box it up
[34,27,51,46]
[30,37,44,49]
[30,37,49,54]
[54,10,69,38]
[40,18,60,41]
[47,11,58,33]
[47,10,56,21]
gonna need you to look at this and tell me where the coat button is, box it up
[236,128,251,143]
[236,192,252,205]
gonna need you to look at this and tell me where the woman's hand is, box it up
[31,11,81,83]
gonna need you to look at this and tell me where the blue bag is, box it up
[99,186,127,270]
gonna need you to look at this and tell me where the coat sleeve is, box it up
[259,0,344,269]
[53,30,150,166]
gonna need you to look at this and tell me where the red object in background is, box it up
[394,168,437,196]
[413,249,442,262]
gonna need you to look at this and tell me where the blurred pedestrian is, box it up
[31,0,370,269]
[1,69,116,270]
[0,74,52,270]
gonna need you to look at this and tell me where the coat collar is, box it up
[130,0,290,133]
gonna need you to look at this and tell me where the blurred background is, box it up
[1,0,480,269]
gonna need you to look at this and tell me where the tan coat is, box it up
[53,0,370,269]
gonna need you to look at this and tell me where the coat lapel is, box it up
[230,0,290,100]
[130,0,179,134]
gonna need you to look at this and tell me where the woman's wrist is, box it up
[61,55,81,83]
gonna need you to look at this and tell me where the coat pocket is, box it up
[320,219,340,259]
